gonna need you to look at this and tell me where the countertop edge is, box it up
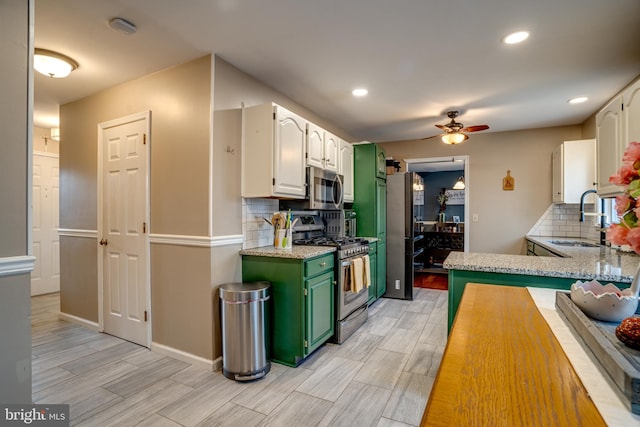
[444,236,639,283]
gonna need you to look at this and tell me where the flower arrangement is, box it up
[437,188,448,212]
[606,141,640,253]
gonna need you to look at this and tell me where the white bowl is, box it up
[570,280,639,323]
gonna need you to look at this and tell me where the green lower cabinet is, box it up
[242,253,335,367]
[376,240,386,299]
[447,269,631,332]
[368,242,377,304]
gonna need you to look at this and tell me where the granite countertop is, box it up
[444,235,640,283]
[240,245,335,260]
[240,237,376,260]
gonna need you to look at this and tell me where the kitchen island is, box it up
[422,283,621,426]
[443,237,640,329]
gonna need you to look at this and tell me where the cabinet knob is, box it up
[99,238,108,246]
[320,262,327,267]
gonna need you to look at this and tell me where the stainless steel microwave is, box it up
[307,167,344,210]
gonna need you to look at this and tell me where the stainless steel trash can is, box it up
[219,281,271,381]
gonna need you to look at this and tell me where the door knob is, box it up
[99,238,108,246]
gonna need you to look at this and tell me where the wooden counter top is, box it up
[421,283,606,426]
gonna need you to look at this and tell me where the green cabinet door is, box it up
[354,143,387,304]
[306,271,335,354]
[368,242,377,303]
[376,148,387,179]
[376,240,387,298]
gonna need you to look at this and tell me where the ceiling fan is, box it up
[422,111,489,144]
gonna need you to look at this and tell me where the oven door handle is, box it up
[341,259,354,268]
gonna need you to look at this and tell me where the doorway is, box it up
[405,155,470,252]
[31,151,60,296]
[98,111,151,347]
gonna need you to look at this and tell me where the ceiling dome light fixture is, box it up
[352,88,368,97]
[34,48,78,78]
[503,31,529,45]
[568,96,588,104]
[441,132,468,145]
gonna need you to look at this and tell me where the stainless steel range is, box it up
[290,212,370,344]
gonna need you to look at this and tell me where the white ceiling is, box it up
[34,0,640,143]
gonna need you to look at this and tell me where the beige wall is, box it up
[380,125,584,254]
[0,0,32,403]
[61,55,212,235]
[60,55,215,359]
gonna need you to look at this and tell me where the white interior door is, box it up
[31,152,60,296]
[99,113,150,347]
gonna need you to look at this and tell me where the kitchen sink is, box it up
[549,240,600,248]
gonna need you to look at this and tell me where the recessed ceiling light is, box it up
[352,88,368,97]
[568,96,588,104]
[503,31,529,45]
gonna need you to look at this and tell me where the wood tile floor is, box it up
[31,288,447,426]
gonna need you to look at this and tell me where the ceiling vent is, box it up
[109,17,137,35]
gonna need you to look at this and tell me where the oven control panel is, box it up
[340,245,369,258]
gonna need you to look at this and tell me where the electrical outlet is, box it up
[395,279,400,290]
[472,213,479,222]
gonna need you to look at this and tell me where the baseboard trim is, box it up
[0,255,36,277]
[151,342,220,371]
[58,312,99,331]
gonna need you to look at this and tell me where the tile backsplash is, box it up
[528,203,600,241]
[242,198,279,249]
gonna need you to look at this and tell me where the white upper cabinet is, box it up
[243,103,307,198]
[307,123,325,169]
[339,139,354,202]
[324,132,339,172]
[596,76,640,197]
[596,95,623,196]
[307,122,338,172]
[552,139,596,204]
[623,78,640,149]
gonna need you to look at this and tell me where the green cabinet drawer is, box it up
[305,253,334,278]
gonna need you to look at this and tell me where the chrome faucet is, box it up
[579,189,607,244]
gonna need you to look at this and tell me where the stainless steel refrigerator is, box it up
[384,173,424,300]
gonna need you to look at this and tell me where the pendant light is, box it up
[34,48,78,78]
[453,176,465,190]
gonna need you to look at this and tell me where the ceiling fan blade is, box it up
[435,124,448,131]
[421,134,443,140]
[461,125,489,133]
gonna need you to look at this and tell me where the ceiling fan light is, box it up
[34,48,78,78]
[441,132,468,145]
[453,176,465,190]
